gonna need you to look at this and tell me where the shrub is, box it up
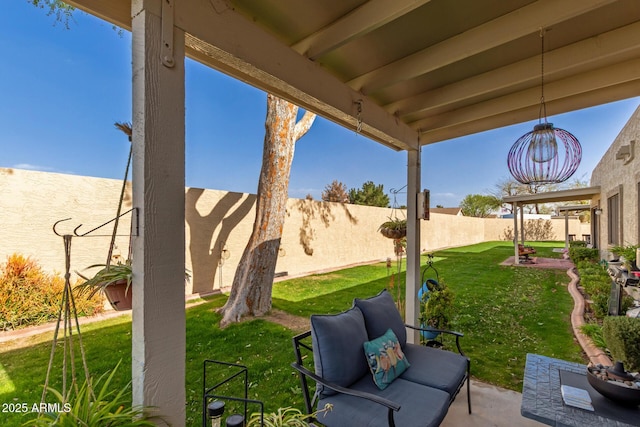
[569,247,599,263]
[569,240,587,248]
[575,260,611,320]
[0,254,104,331]
[602,316,640,371]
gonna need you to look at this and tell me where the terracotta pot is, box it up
[104,279,132,311]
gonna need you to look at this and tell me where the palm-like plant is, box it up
[23,361,158,427]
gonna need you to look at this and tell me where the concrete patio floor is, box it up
[443,380,540,427]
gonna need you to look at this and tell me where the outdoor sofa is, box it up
[292,289,470,427]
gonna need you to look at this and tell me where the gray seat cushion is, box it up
[354,289,407,347]
[311,306,369,397]
[317,376,450,427]
[399,343,468,397]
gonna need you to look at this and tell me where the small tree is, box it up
[218,95,315,327]
[348,181,390,207]
[321,180,349,203]
[459,194,501,217]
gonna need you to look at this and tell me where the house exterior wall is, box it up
[0,167,584,295]
[590,105,640,259]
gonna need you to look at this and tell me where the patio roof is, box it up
[60,1,637,424]
[69,0,640,150]
[503,186,601,204]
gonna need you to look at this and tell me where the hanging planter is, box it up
[378,218,407,239]
[77,262,133,311]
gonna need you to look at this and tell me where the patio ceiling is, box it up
[69,0,640,151]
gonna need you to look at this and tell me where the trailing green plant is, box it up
[23,361,158,427]
[579,323,607,352]
[76,260,133,298]
[602,316,640,372]
[419,280,454,330]
[0,254,103,331]
[378,217,407,239]
[247,404,333,427]
[76,260,191,298]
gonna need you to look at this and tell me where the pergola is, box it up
[64,1,640,424]
[504,186,602,263]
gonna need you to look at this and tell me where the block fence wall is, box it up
[0,168,588,295]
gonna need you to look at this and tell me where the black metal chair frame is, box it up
[292,325,471,427]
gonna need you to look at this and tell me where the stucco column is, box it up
[131,0,186,425]
[406,148,421,343]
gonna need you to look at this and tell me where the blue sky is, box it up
[2,2,639,207]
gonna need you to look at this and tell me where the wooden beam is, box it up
[66,0,132,30]
[176,0,419,150]
[411,58,640,139]
[291,0,431,59]
[347,0,618,94]
[418,78,640,144]
[388,21,640,119]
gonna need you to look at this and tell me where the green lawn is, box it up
[0,241,583,426]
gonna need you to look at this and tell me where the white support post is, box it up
[565,210,570,250]
[131,0,186,425]
[520,204,525,243]
[513,202,519,264]
[405,148,421,344]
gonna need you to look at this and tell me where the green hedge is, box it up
[575,260,611,319]
[603,316,640,371]
[569,247,599,263]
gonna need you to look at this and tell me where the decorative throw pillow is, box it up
[363,328,410,390]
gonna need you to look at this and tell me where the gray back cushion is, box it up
[354,289,407,347]
[311,306,369,396]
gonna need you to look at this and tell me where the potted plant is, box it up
[76,260,133,311]
[77,261,191,311]
[610,244,639,271]
[419,279,454,342]
[378,217,407,239]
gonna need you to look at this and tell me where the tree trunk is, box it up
[218,95,315,327]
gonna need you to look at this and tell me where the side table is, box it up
[521,353,639,426]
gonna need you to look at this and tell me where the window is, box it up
[608,193,620,245]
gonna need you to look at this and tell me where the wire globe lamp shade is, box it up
[507,122,582,185]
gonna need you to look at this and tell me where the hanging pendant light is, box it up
[508,29,581,185]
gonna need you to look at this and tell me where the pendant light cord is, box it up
[539,28,547,124]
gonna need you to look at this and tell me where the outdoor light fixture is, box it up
[208,400,225,427]
[594,208,603,216]
[507,29,581,185]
